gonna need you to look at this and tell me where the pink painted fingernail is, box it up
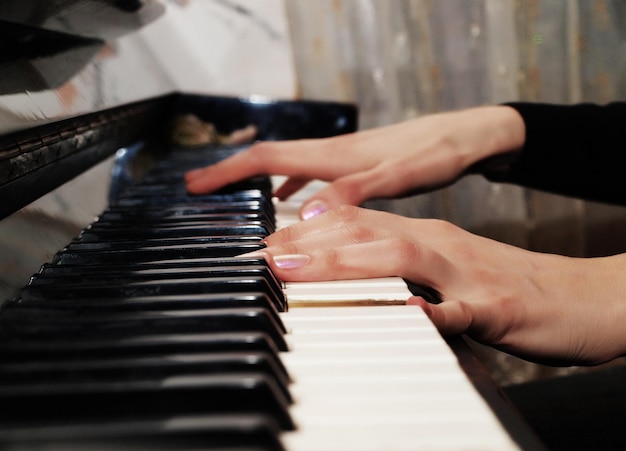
[273,254,310,269]
[300,199,328,220]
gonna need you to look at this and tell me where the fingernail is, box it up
[273,254,310,269]
[300,199,328,220]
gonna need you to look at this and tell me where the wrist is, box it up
[459,105,526,176]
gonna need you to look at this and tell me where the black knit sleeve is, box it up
[486,102,626,205]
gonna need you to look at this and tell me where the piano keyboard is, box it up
[0,144,519,450]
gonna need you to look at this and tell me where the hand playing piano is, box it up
[185,105,525,219]
[244,206,626,367]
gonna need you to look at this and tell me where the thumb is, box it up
[408,296,473,335]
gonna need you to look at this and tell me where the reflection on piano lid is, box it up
[0,21,102,95]
[0,0,165,96]
[0,0,165,41]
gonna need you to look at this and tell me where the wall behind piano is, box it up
[0,0,296,302]
[284,0,626,385]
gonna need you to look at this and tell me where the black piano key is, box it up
[12,293,285,329]
[65,235,264,250]
[0,308,289,351]
[0,351,291,402]
[115,191,270,208]
[117,184,271,199]
[0,414,285,451]
[29,257,282,287]
[89,216,275,233]
[104,199,273,215]
[52,242,264,264]
[0,350,290,384]
[0,332,282,363]
[96,210,268,222]
[28,266,284,307]
[22,274,272,296]
[98,201,269,220]
[90,214,270,225]
[77,224,272,241]
[0,373,295,430]
[36,256,274,276]
[31,265,277,283]
[90,219,267,227]
[20,276,286,313]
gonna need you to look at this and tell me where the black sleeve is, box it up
[486,102,626,205]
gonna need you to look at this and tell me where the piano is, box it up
[0,2,545,450]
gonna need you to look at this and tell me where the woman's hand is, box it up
[244,206,626,366]
[186,105,525,219]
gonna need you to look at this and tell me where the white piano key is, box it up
[284,277,414,306]
[279,306,519,450]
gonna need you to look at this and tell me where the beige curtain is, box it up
[285,0,626,384]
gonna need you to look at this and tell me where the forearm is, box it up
[451,105,526,174]
[580,253,626,361]
[486,102,626,205]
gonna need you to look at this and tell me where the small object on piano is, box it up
[170,114,258,147]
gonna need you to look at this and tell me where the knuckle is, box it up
[268,241,300,256]
[341,225,377,244]
[266,224,300,245]
[247,143,272,171]
[248,141,271,154]
[281,242,301,255]
[332,179,366,205]
[386,237,422,267]
[322,247,347,271]
[328,204,362,223]
[426,218,458,234]
[472,266,498,286]
[432,135,465,175]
